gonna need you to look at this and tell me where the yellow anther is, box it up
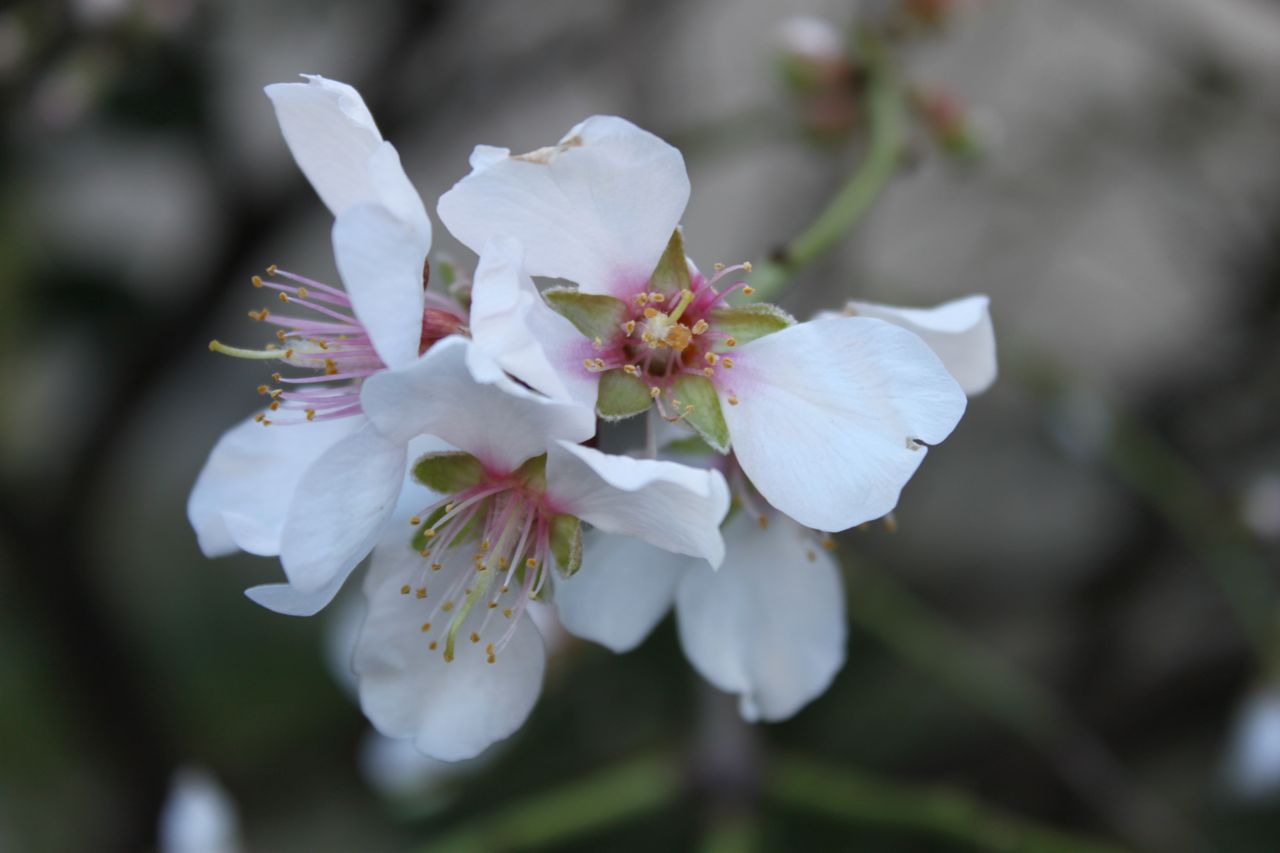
[268,401,280,411]
[526,557,537,568]
[742,286,755,296]
[649,386,661,398]
[691,319,709,335]
[420,622,431,632]
[266,264,278,276]
[400,585,411,595]
[503,608,512,618]
[429,640,438,650]
[251,275,264,288]
[725,337,737,347]
[248,308,269,321]
[594,358,607,370]
[422,528,436,539]
[305,409,317,421]
[714,262,725,271]
[623,364,639,376]
[415,587,426,599]
[649,292,665,303]
[254,413,266,423]
[592,336,603,349]
[431,563,442,571]
[470,632,480,644]
[409,516,421,526]
[742,261,753,273]
[728,394,739,406]
[283,348,294,359]
[271,372,281,381]
[500,585,510,594]
[276,330,288,342]
[488,602,497,609]
[486,642,496,664]
[622,320,637,335]
[479,541,491,553]
[704,352,719,365]
[278,292,290,303]
[821,537,836,550]
[442,601,454,612]
[257,384,269,395]
[324,359,338,375]
[583,358,595,370]
[758,515,769,530]
[702,367,714,377]
[722,357,734,369]
[643,307,659,319]
[296,287,308,298]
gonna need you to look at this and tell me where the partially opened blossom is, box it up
[189,75,466,613]
[438,118,967,531]
[823,294,997,395]
[352,336,729,759]
[558,506,844,722]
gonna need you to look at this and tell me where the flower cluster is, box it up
[190,75,995,760]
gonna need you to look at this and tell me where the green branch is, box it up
[418,754,680,852]
[768,754,1129,853]
[748,50,906,303]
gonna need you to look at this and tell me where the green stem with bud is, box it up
[748,45,906,303]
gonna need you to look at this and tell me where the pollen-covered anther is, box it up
[702,367,714,377]
[623,365,640,376]
[722,357,734,369]
[278,292,290,303]
[622,320,637,336]
[415,587,427,599]
[442,601,454,612]
[742,286,755,296]
[486,643,496,664]
[256,384,269,395]
[409,516,421,526]
[400,585,411,595]
[821,537,836,550]
[692,319,709,335]
[592,336,604,350]
[251,275,264,288]
[643,307,659,319]
[742,262,753,273]
[502,608,512,618]
[470,632,480,644]
[728,394,739,406]
[725,337,737,347]
[305,409,317,421]
[649,386,661,398]
[265,264,278,276]
[649,292,665,303]
[248,308,269,321]
[429,641,438,650]
[420,622,431,632]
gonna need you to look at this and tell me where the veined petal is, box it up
[188,414,364,558]
[354,526,545,762]
[470,236,599,408]
[437,116,689,298]
[555,532,689,653]
[545,442,729,567]
[266,75,425,226]
[360,337,595,473]
[838,295,996,395]
[332,201,429,370]
[675,512,846,722]
[722,317,966,532]
[279,421,408,593]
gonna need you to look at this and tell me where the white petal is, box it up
[265,76,410,220]
[723,317,966,532]
[188,414,363,557]
[555,532,689,652]
[244,574,347,617]
[279,421,407,593]
[841,295,997,395]
[437,116,689,298]
[470,236,599,407]
[159,767,242,853]
[675,512,845,722]
[354,529,545,762]
[332,202,429,370]
[545,442,729,567]
[360,337,595,473]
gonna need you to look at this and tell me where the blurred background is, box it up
[2,0,1279,850]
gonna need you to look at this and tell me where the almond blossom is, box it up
[351,337,730,759]
[188,75,465,613]
[437,118,968,533]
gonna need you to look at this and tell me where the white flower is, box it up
[1224,688,1280,799]
[351,337,729,760]
[438,118,967,532]
[189,75,465,613]
[158,767,242,853]
[822,294,997,395]
[557,507,844,722]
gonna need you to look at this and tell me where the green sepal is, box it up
[596,369,652,421]
[647,228,692,296]
[412,451,487,494]
[549,514,583,578]
[671,374,730,454]
[662,434,715,458]
[513,454,548,493]
[543,288,629,342]
[709,303,795,347]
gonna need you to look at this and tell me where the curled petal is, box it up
[545,442,729,568]
[361,337,595,473]
[279,422,407,594]
[469,236,598,407]
[188,414,363,558]
[676,512,846,722]
[722,317,966,532]
[438,116,689,298]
